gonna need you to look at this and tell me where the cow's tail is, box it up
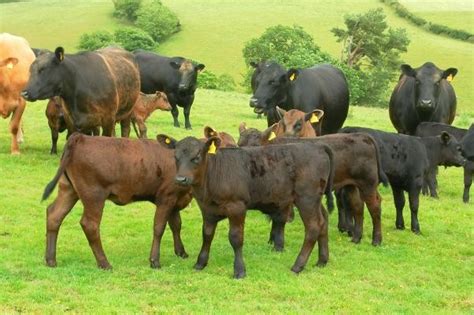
[323,144,335,213]
[132,120,140,138]
[42,133,79,201]
[368,134,389,187]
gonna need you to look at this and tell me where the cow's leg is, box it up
[194,215,218,271]
[183,104,192,130]
[9,99,26,155]
[463,166,472,203]
[408,185,422,234]
[336,189,349,233]
[79,197,110,269]
[137,119,148,139]
[171,104,180,128]
[346,186,364,244]
[228,208,246,279]
[316,205,329,267]
[291,196,322,273]
[426,167,438,198]
[45,176,79,267]
[50,126,59,155]
[268,208,288,251]
[101,119,114,137]
[149,204,171,269]
[120,117,131,138]
[392,187,406,230]
[167,210,188,258]
[361,190,383,246]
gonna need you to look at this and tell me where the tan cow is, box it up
[273,107,325,138]
[131,91,171,138]
[0,33,35,154]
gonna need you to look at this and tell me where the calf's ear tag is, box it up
[165,138,171,144]
[289,73,296,81]
[268,131,276,141]
[446,74,453,82]
[208,141,217,154]
[310,114,319,123]
[7,62,14,69]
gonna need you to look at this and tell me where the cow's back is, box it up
[289,64,349,135]
[415,122,466,141]
[134,51,179,94]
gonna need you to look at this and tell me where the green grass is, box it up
[1,0,473,115]
[0,89,473,313]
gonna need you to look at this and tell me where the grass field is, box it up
[1,0,473,115]
[0,89,473,313]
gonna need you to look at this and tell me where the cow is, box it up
[248,61,349,135]
[415,122,473,201]
[238,124,387,245]
[340,127,465,234]
[131,91,171,139]
[157,135,334,278]
[45,96,71,154]
[203,126,237,148]
[389,62,458,135]
[22,46,140,137]
[0,33,35,154]
[41,133,193,269]
[272,108,324,137]
[133,50,205,130]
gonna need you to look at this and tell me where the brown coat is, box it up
[131,91,171,138]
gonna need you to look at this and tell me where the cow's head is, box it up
[203,126,237,148]
[22,47,65,101]
[170,58,205,95]
[238,122,264,147]
[157,135,221,186]
[151,91,171,111]
[275,108,324,138]
[401,62,457,115]
[437,132,465,167]
[249,61,298,115]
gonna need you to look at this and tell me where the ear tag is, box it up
[6,62,14,69]
[268,131,276,141]
[289,73,296,81]
[208,141,217,154]
[165,138,171,144]
[310,114,319,123]
[446,74,453,82]
[59,53,64,61]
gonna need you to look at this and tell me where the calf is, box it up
[340,127,465,233]
[158,135,334,278]
[42,133,192,269]
[273,108,324,137]
[238,124,387,245]
[203,126,237,147]
[415,122,473,202]
[45,96,70,154]
[131,91,171,138]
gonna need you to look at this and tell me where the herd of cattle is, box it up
[1,32,473,278]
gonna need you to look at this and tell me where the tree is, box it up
[112,0,142,22]
[114,27,156,51]
[135,0,180,42]
[331,8,410,106]
[77,31,114,51]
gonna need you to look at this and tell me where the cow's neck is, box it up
[419,136,443,167]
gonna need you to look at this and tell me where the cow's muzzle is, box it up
[21,90,35,101]
[249,97,265,114]
[175,176,192,186]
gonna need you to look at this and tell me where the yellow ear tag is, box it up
[446,74,453,82]
[59,53,64,61]
[310,114,319,123]
[208,141,217,154]
[268,131,276,141]
[289,73,296,81]
[6,62,14,69]
[165,138,171,144]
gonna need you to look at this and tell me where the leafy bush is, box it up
[112,0,142,22]
[114,27,156,51]
[136,0,180,42]
[77,31,114,51]
[198,71,236,91]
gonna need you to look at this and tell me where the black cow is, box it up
[158,135,334,278]
[340,127,465,234]
[415,122,474,202]
[31,47,51,57]
[248,61,349,135]
[22,47,140,137]
[389,62,458,135]
[133,51,205,130]
[461,125,474,202]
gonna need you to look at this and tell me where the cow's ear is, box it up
[440,131,451,144]
[156,134,177,149]
[54,47,65,62]
[401,64,416,77]
[250,61,258,68]
[443,68,458,82]
[276,106,286,120]
[204,126,217,139]
[170,61,181,69]
[239,122,247,134]
[262,123,279,144]
[304,109,324,124]
[195,64,205,72]
[0,57,19,69]
[287,68,299,82]
[204,136,221,155]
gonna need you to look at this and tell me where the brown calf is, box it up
[274,107,324,137]
[42,133,192,269]
[203,126,237,147]
[132,91,172,138]
[45,96,71,154]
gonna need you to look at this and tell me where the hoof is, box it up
[11,151,20,155]
[372,238,382,246]
[150,260,161,269]
[194,263,206,270]
[351,237,362,244]
[291,265,304,274]
[185,126,192,130]
[98,263,112,270]
[233,270,246,279]
[45,259,57,268]
[396,224,405,230]
[411,229,421,235]
[273,245,284,252]
[176,251,189,259]
[316,260,327,268]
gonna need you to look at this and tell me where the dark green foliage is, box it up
[77,31,114,51]
[198,71,236,91]
[332,8,410,106]
[136,0,180,42]
[114,27,156,51]
[112,0,142,22]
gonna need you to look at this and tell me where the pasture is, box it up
[1,0,473,313]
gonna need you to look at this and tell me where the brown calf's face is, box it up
[154,91,172,111]
[276,108,324,138]
[237,122,264,147]
[204,126,237,148]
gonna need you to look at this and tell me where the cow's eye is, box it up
[435,81,441,86]
[294,122,302,131]
[191,155,200,164]
[415,79,420,85]
[268,80,275,85]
